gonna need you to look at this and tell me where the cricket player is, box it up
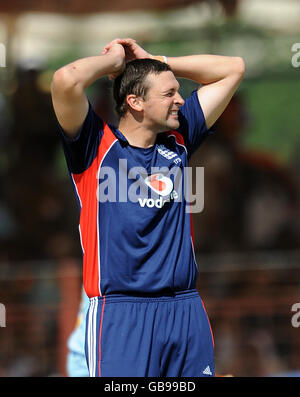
[51,38,245,377]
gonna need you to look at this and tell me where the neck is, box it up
[118,117,158,148]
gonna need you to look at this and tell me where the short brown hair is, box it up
[113,58,171,118]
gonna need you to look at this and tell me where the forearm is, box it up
[155,54,245,85]
[52,52,122,92]
[51,46,125,136]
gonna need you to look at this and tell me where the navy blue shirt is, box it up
[60,91,213,297]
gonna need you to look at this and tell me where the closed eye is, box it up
[163,85,181,97]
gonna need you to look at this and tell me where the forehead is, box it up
[145,71,180,93]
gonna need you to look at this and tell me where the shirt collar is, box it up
[108,124,129,144]
[108,124,168,147]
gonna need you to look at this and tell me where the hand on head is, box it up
[102,38,151,79]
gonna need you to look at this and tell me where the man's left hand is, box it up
[102,38,151,63]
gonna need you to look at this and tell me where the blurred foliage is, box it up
[241,75,300,165]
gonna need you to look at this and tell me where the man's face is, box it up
[141,71,185,132]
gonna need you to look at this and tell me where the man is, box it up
[51,38,245,377]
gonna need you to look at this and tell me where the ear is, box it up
[126,94,144,112]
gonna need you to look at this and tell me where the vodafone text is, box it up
[138,190,179,209]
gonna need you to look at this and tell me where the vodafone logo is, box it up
[138,173,178,209]
[144,173,173,197]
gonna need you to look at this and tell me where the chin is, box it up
[168,120,180,130]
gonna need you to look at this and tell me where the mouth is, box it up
[169,110,179,117]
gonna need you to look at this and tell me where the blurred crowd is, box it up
[0,66,79,263]
[191,93,300,253]
[197,264,300,377]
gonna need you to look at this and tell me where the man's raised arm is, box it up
[51,41,126,137]
[162,54,245,129]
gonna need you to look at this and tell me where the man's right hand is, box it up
[102,39,127,80]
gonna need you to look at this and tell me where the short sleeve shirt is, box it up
[59,91,213,297]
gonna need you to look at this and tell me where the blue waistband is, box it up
[90,289,199,304]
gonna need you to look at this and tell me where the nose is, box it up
[174,92,185,106]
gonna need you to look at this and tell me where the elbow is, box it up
[51,67,71,92]
[51,66,82,95]
[233,56,246,78]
